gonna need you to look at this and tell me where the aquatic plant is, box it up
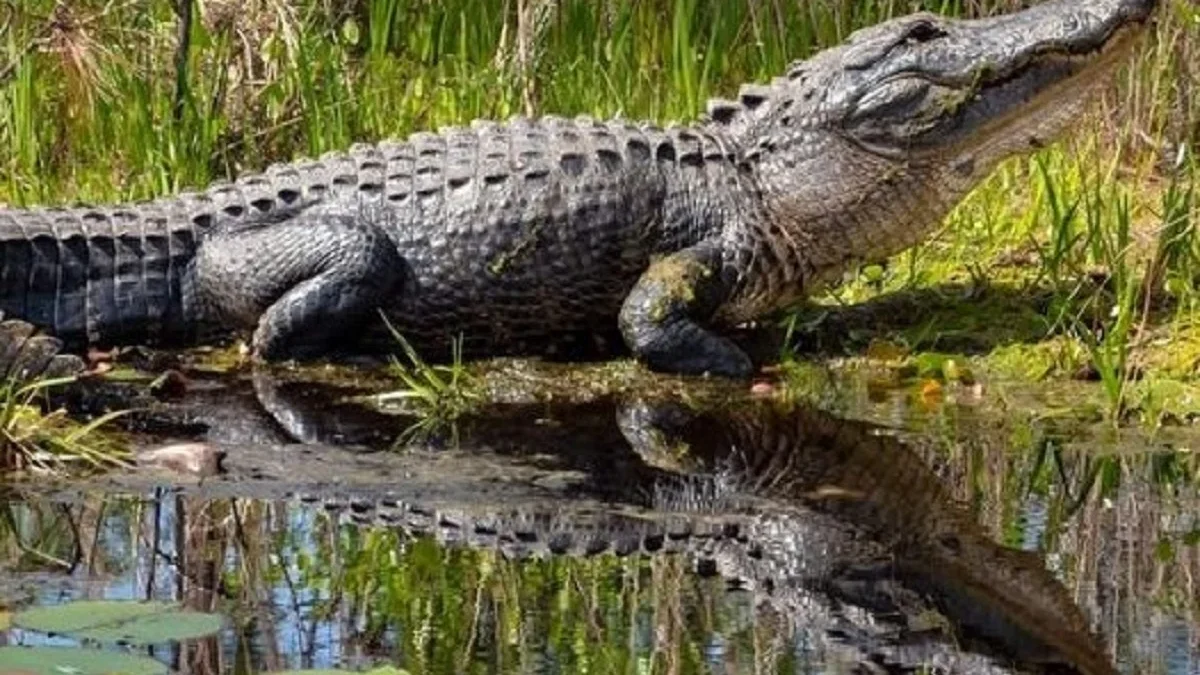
[0,375,129,473]
[375,317,483,446]
[0,599,224,675]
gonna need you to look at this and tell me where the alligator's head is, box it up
[716,0,1157,294]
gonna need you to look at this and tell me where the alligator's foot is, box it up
[619,243,753,378]
[190,208,408,360]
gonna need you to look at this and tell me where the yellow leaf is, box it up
[920,379,944,406]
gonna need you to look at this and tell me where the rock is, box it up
[136,443,225,477]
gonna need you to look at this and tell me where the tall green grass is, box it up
[7,0,1184,203]
[0,0,1197,423]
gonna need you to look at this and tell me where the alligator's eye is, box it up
[846,77,964,150]
[850,78,932,124]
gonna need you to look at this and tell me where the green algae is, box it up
[643,254,710,323]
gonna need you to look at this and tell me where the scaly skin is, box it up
[305,400,1120,673]
[0,0,1157,376]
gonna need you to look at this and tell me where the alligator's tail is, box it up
[0,148,384,350]
[0,201,203,349]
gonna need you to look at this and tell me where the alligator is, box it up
[0,0,1157,377]
[9,378,1120,674]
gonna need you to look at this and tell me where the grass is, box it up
[0,374,129,473]
[0,0,1197,427]
[374,316,482,446]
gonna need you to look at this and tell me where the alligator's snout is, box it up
[994,0,1159,48]
[735,0,1158,293]
[1117,0,1161,21]
[828,0,1158,167]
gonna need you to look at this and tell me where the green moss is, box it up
[643,255,710,324]
[487,219,546,277]
[983,338,1086,383]
[1139,323,1200,379]
[1124,378,1200,427]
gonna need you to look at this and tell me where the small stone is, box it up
[87,346,119,366]
[149,369,189,398]
[136,442,225,477]
[750,381,775,397]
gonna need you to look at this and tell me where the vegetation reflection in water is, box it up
[0,495,792,674]
[0,386,1195,675]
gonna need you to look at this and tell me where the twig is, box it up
[173,0,194,124]
[0,9,53,88]
[146,487,163,598]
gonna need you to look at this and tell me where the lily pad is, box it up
[0,645,166,675]
[14,600,223,644]
[276,662,412,667]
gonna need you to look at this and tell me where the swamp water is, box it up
[0,366,1197,675]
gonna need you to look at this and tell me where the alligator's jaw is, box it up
[730,0,1157,309]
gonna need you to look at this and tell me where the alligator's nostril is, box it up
[1120,0,1161,20]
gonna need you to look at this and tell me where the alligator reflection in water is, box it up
[0,376,1188,673]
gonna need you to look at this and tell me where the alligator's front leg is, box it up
[190,208,407,360]
[619,242,752,378]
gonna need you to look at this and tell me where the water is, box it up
[0,367,1198,674]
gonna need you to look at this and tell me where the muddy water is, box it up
[0,367,1198,674]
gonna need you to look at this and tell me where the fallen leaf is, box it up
[920,379,943,406]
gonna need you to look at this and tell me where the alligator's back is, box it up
[0,115,739,355]
[359,117,738,355]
